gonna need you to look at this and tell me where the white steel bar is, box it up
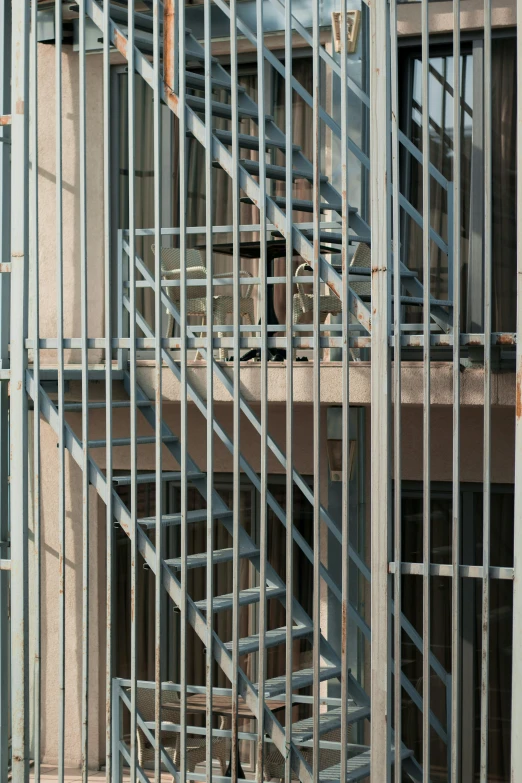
[255,0,268,781]
[177,0,188,776]
[312,0,320,778]
[79,4,90,780]
[480,1,492,779]
[9,0,29,780]
[152,0,162,779]
[451,2,462,780]
[55,0,66,777]
[103,0,114,775]
[421,0,431,776]
[390,0,402,776]
[369,0,391,779]
[230,0,241,774]
[203,0,214,775]
[283,0,294,777]
[340,0,350,777]
[511,0,522,775]
[127,1,138,781]
[0,0,10,768]
[30,0,41,777]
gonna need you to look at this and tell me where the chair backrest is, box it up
[152,245,204,272]
[349,242,371,297]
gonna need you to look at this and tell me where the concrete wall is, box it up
[33,44,105,364]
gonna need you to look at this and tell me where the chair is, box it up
[292,243,371,361]
[135,685,230,775]
[153,246,255,360]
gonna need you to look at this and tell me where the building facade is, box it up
[0,0,521,781]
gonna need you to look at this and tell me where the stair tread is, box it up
[195,584,285,613]
[320,746,413,782]
[214,130,301,152]
[186,95,273,121]
[291,704,371,742]
[258,665,342,698]
[138,508,233,529]
[166,545,259,570]
[185,71,246,93]
[113,470,204,486]
[241,195,354,214]
[88,435,178,448]
[224,624,312,654]
[237,159,328,183]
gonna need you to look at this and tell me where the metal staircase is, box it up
[26,371,421,781]
[30,0,453,779]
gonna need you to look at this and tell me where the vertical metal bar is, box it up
[390,0,401,775]
[421,0,431,776]
[103,0,114,777]
[451,3,462,779]
[0,0,11,776]
[369,0,391,777]
[29,0,40,777]
[203,0,214,774]
[312,0,320,778]
[340,0,350,777]
[230,0,240,776]
[255,0,268,780]
[511,0,522,775]
[177,0,188,777]
[152,0,162,780]
[283,0,294,779]
[79,4,90,779]
[127,0,138,780]
[480,0,492,779]
[112,680,122,783]
[55,0,66,777]
[9,1,29,780]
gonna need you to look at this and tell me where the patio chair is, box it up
[153,246,255,360]
[292,242,371,361]
[136,685,230,775]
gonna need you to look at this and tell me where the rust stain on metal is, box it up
[496,333,516,346]
[164,0,175,94]
[113,28,128,59]
[0,114,11,125]
[15,100,24,115]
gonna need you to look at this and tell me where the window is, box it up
[400,36,516,333]
[399,483,514,782]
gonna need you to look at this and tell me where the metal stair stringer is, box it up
[83,0,372,334]
[25,371,315,783]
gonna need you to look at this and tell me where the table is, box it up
[196,239,339,361]
[164,694,287,778]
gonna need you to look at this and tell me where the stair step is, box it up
[258,665,342,699]
[113,470,204,486]
[291,704,371,743]
[241,195,351,214]
[138,508,233,529]
[399,295,452,307]
[234,159,328,183]
[224,624,312,655]
[166,545,259,570]
[272,229,343,244]
[320,746,413,782]
[185,71,246,93]
[63,400,153,411]
[214,130,301,153]
[186,95,273,122]
[88,435,178,448]
[195,584,285,613]
[184,43,219,64]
